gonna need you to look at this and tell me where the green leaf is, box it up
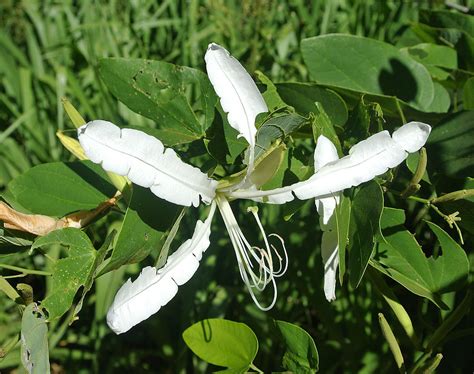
[372,208,469,309]
[7,161,116,217]
[462,77,474,109]
[275,320,319,373]
[400,43,457,70]
[301,34,435,112]
[205,111,247,165]
[311,103,342,154]
[20,303,50,373]
[427,111,474,178]
[335,193,351,284]
[348,181,383,287]
[429,82,450,113]
[411,17,474,71]
[100,186,179,274]
[343,97,384,149]
[31,228,96,320]
[182,318,258,373]
[419,9,474,38]
[256,71,288,112]
[72,231,115,320]
[99,58,217,146]
[276,82,348,127]
[255,113,307,160]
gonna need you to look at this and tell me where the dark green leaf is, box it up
[183,318,258,373]
[301,34,435,112]
[275,320,319,373]
[343,97,384,149]
[100,186,179,274]
[7,161,115,217]
[335,193,351,284]
[276,83,348,126]
[348,181,383,288]
[311,103,342,154]
[255,113,307,160]
[99,58,217,146]
[427,111,474,178]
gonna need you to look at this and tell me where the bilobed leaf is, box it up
[100,186,179,273]
[183,318,258,373]
[348,181,383,288]
[371,208,469,309]
[275,320,319,373]
[276,82,348,126]
[31,228,96,319]
[99,58,217,146]
[78,120,218,207]
[20,304,50,374]
[301,34,435,111]
[7,161,115,217]
[106,203,215,334]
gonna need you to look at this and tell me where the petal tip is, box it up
[393,121,432,153]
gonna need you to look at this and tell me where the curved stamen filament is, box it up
[216,194,288,311]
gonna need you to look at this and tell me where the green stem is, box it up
[395,99,407,125]
[249,362,264,373]
[0,263,52,276]
[368,268,418,347]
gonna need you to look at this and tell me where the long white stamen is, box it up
[216,194,288,310]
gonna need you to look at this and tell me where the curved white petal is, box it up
[313,135,340,302]
[229,122,431,203]
[205,43,267,185]
[314,135,340,226]
[106,202,216,334]
[78,120,217,207]
[321,228,339,302]
[205,43,267,147]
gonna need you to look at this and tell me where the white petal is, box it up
[78,120,217,207]
[205,43,267,147]
[392,121,431,153]
[314,135,340,226]
[321,228,339,302]
[314,135,339,172]
[106,202,216,334]
[229,122,431,203]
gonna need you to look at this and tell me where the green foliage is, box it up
[0,1,472,373]
[275,320,319,373]
[183,318,258,373]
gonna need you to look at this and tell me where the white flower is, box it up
[78,43,431,334]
